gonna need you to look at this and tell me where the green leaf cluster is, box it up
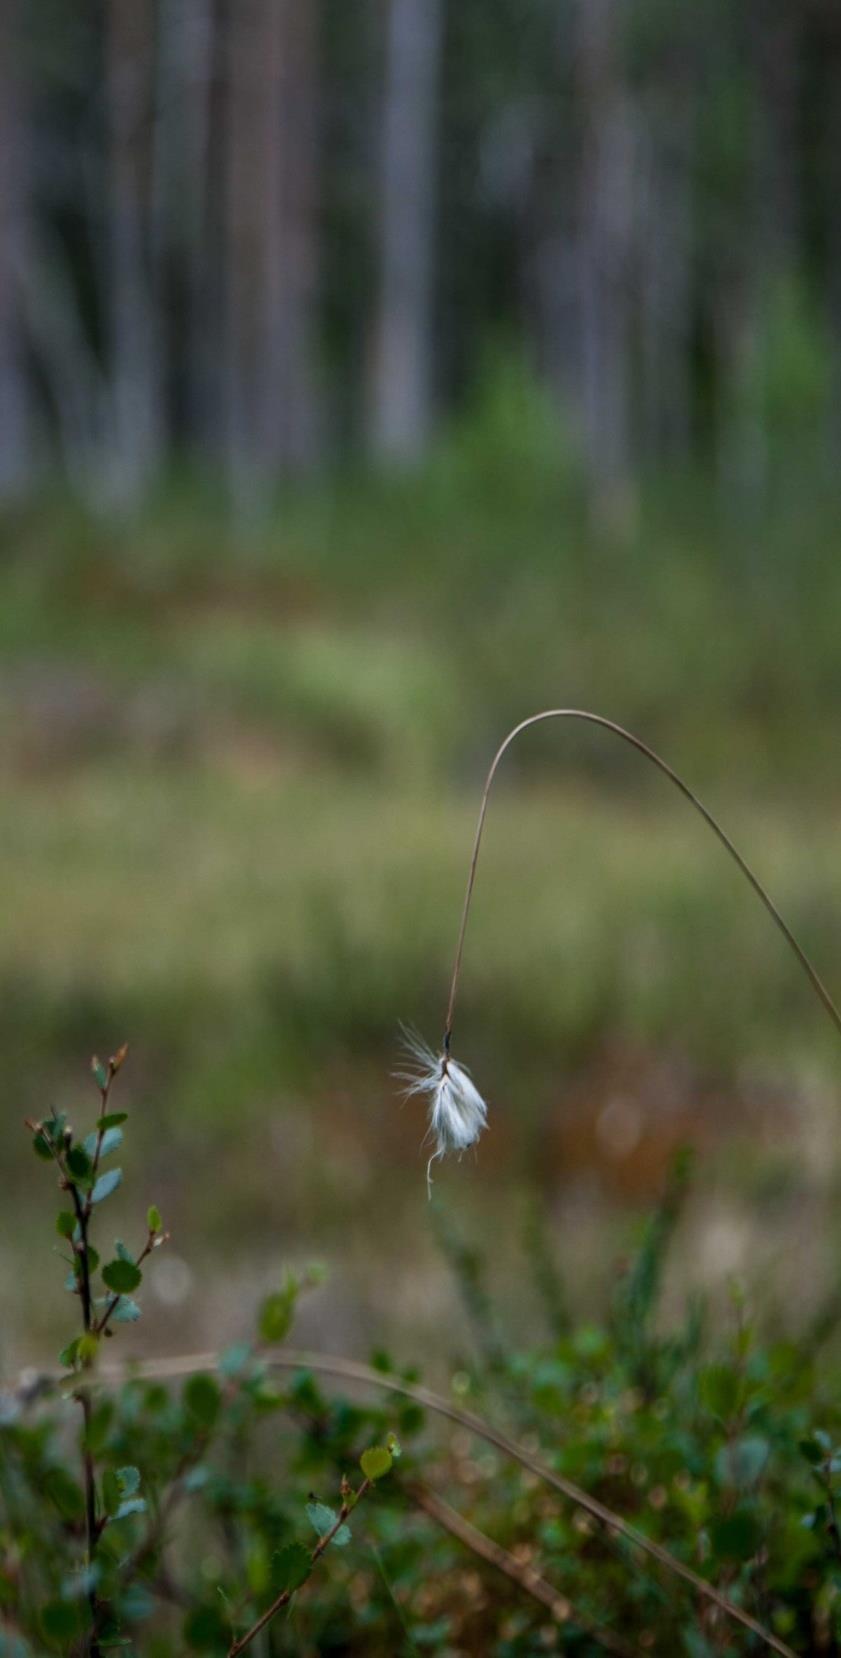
[18,1055,841,1654]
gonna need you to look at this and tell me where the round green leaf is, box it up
[33,1129,55,1160]
[800,1437,827,1465]
[43,1467,85,1521]
[58,1337,81,1370]
[360,1445,393,1482]
[699,1363,742,1422]
[41,1599,88,1641]
[66,1145,93,1182]
[306,1500,336,1536]
[102,1468,121,1517]
[306,1501,351,1546]
[183,1605,230,1650]
[85,1125,123,1160]
[77,1333,100,1366]
[102,1258,142,1294]
[709,1508,763,1561]
[112,1296,141,1323]
[56,1211,76,1239]
[272,1542,311,1594]
[714,1435,769,1490]
[258,1285,297,1344]
[84,1402,114,1454]
[91,1168,122,1205]
[184,1372,222,1429]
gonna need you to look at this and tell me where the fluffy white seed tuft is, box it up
[398,1032,488,1195]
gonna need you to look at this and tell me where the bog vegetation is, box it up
[4,455,841,1654]
[6,690,841,1652]
[4,1041,841,1655]
[4,5,841,1649]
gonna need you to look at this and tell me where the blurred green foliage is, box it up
[2,381,841,1369]
[5,1074,841,1655]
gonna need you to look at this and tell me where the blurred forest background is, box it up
[4,0,841,498]
[3,0,841,1373]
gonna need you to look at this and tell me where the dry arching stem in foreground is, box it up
[408,1481,641,1658]
[445,709,841,1043]
[408,708,841,1186]
[226,1479,373,1656]
[46,1347,796,1658]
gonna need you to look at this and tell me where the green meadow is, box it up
[4,431,841,1370]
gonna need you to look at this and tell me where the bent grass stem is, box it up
[226,1478,373,1655]
[409,1480,640,1657]
[49,1347,796,1658]
[444,709,841,1049]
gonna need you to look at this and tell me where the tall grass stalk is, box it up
[48,1346,796,1657]
[445,709,841,1048]
[410,709,841,1185]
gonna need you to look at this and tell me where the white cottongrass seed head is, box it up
[399,1031,488,1195]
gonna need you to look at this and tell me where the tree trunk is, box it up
[722,0,802,514]
[573,0,634,523]
[105,0,164,499]
[637,91,693,464]
[0,0,31,494]
[824,13,841,466]
[369,0,442,464]
[223,0,321,497]
[151,0,216,456]
[224,0,321,499]
[264,0,321,472]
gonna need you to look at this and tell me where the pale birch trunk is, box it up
[262,0,321,472]
[225,0,321,497]
[0,0,30,493]
[152,0,215,455]
[105,0,164,498]
[574,0,634,522]
[369,0,442,463]
[638,97,693,463]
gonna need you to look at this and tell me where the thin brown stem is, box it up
[409,1480,641,1658]
[23,1120,102,1649]
[27,1049,127,1658]
[94,1233,155,1337]
[226,1479,372,1656]
[120,1382,224,1590]
[69,1182,102,1656]
[444,709,841,1048]
[54,1347,795,1658]
[84,1043,128,1220]
[819,1460,841,1567]
[118,1435,206,1587]
[87,1069,112,1202]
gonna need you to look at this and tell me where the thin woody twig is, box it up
[94,1230,156,1338]
[25,1045,130,1658]
[408,1480,641,1658]
[444,709,841,1047]
[16,1346,796,1658]
[226,1479,373,1656]
[24,1117,102,1655]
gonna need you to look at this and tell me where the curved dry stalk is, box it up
[227,1478,373,1656]
[41,1347,795,1658]
[444,708,841,1048]
[408,1480,641,1658]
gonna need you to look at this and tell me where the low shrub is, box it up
[3,1047,841,1656]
